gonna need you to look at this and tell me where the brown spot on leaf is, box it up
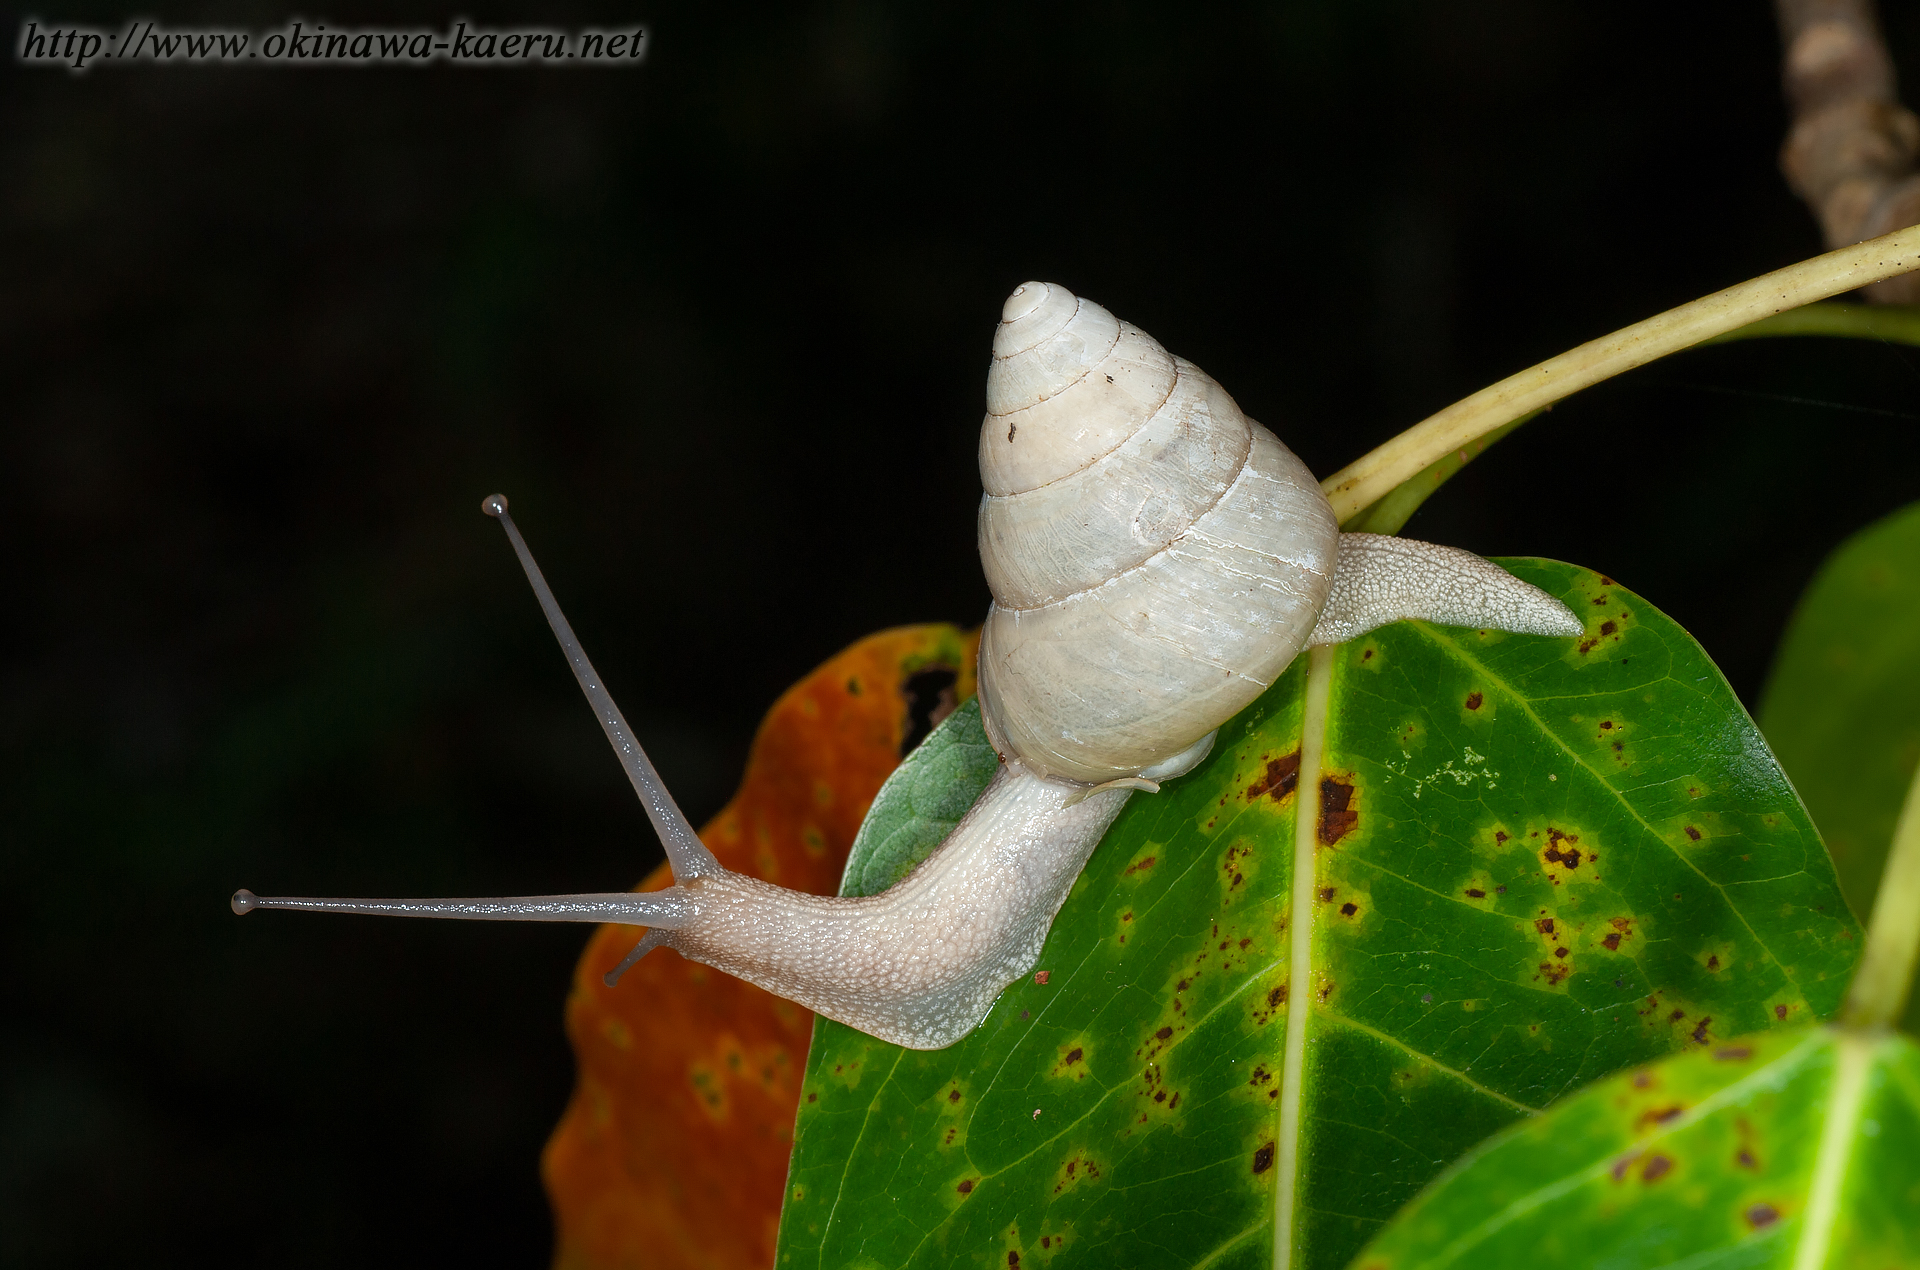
[1009,1252,1021,1267]
[1155,1027,1173,1041]
[1691,1017,1713,1045]
[956,1179,974,1195]
[1543,829,1583,870]
[1775,1004,1790,1020]
[1466,888,1486,899]
[1636,1104,1685,1131]
[1641,1154,1673,1183]
[1319,887,1338,903]
[1246,751,1301,803]
[1746,1203,1779,1229]
[1252,1143,1276,1174]
[1065,1048,1083,1065]
[1123,857,1157,876]
[1495,830,1509,845]
[1736,1147,1759,1170]
[1268,986,1287,1008]
[1684,826,1701,841]
[1603,933,1622,950]
[948,1088,961,1103]
[1466,692,1483,710]
[1554,947,1570,959]
[1669,1010,1687,1023]
[1536,917,1556,935]
[1319,982,1335,1002]
[1714,1046,1752,1062]
[1601,620,1618,636]
[1539,961,1570,987]
[1707,955,1720,971]
[1340,902,1358,917]
[1319,777,1359,844]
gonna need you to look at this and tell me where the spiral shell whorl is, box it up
[976,282,1339,784]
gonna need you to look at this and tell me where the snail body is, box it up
[234,282,1581,1050]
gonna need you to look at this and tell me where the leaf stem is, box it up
[1839,756,1920,1030]
[1340,410,1542,534]
[1319,224,1920,521]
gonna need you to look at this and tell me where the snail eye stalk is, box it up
[230,492,715,942]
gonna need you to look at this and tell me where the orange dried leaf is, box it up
[543,623,979,1270]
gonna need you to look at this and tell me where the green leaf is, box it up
[1759,503,1920,968]
[840,698,1000,898]
[778,562,1861,1270]
[1347,1025,1920,1270]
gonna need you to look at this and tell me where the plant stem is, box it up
[1340,410,1542,534]
[1840,756,1920,1030]
[1319,224,1920,521]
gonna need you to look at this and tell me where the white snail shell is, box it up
[235,281,1582,1051]
[976,281,1338,784]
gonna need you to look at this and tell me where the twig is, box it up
[1839,756,1920,1030]
[1778,0,1920,303]
[1319,223,1920,521]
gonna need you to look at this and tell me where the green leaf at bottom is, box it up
[1349,1025,1920,1269]
[778,561,1861,1270]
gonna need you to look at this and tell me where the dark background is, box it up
[4,1,1919,1265]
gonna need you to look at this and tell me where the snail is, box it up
[232,281,1582,1051]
